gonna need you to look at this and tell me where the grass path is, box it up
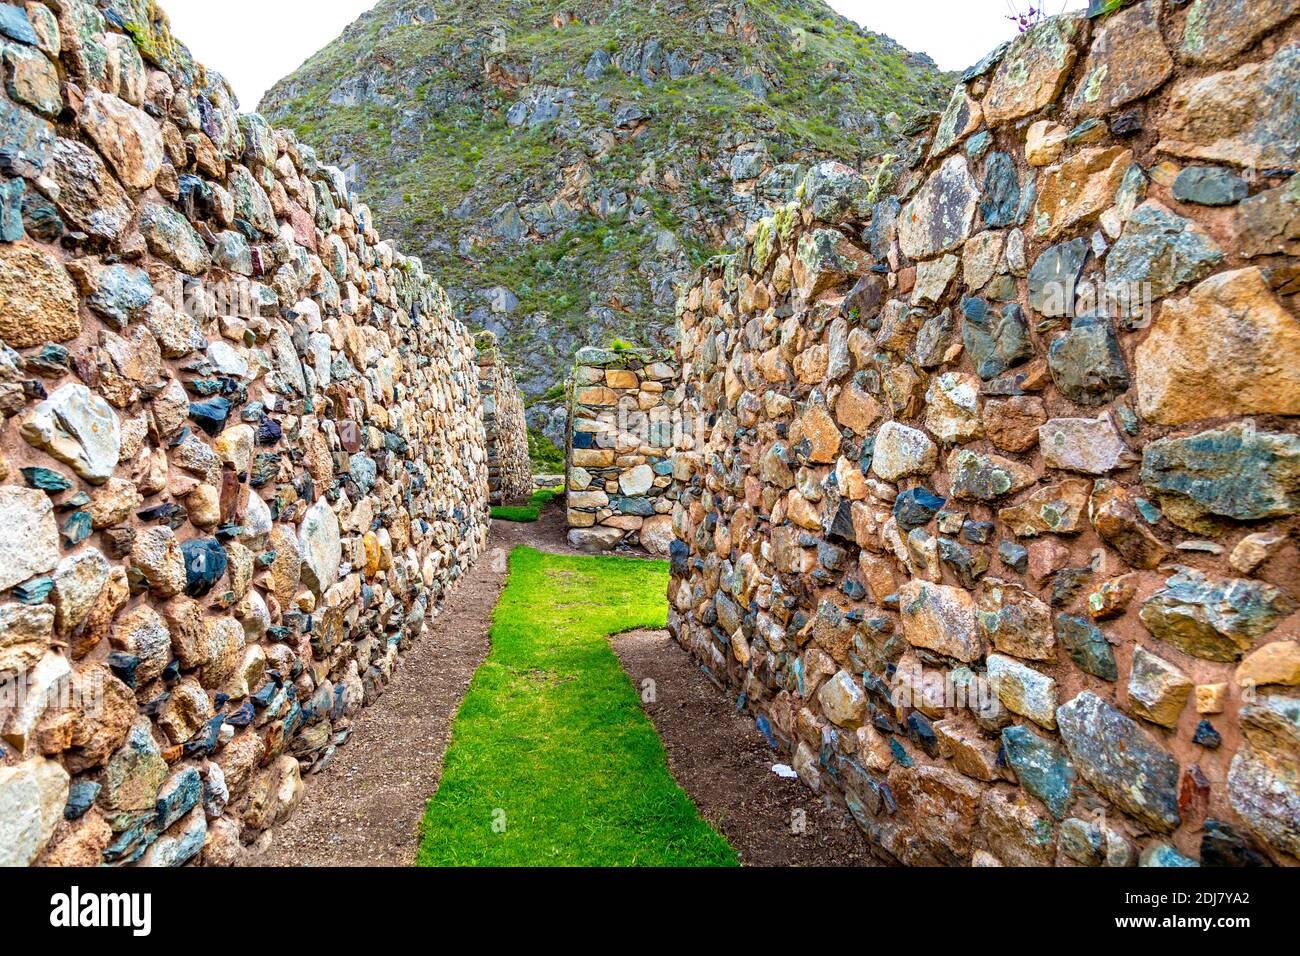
[417,546,737,866]
[490,487,561,522]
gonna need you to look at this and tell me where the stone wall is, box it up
[477,331,531,505]
[669,2,1300,867]
[0,0,499,866]
[565,346,681,555]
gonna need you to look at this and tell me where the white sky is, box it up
[163,0,378,111]
[160,0,1088,111]
[833,1,1087,71]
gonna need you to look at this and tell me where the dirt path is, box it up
[611,629,879,866]
[253,506,575,867]
[256,495,874,867]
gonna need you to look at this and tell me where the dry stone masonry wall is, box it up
[566,346,681,555]
[477,331,531,505]
[669,1,1300,867]
[0,0,502,867]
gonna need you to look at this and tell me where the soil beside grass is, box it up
[612,629,879,867]
[252,540,501,866]
[254,514,570,866]
[416,547,737,866]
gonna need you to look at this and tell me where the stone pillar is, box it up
[565,346,681,555]
[477,332,531,505]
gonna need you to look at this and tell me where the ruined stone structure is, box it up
[565,346,681,555]
[477,332,531,505]
[0,0,512,866]
[669,3,1300,867]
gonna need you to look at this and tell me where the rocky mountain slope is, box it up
[260,0,949,444]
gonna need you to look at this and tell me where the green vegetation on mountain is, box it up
[261,0,947,439]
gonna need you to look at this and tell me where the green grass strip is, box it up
[416,546,737,866]
[490,487,561,523]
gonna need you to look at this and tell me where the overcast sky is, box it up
[161,0,1087,111]
[834,1,1086,71]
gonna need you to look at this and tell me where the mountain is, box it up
[260,0,948,449]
